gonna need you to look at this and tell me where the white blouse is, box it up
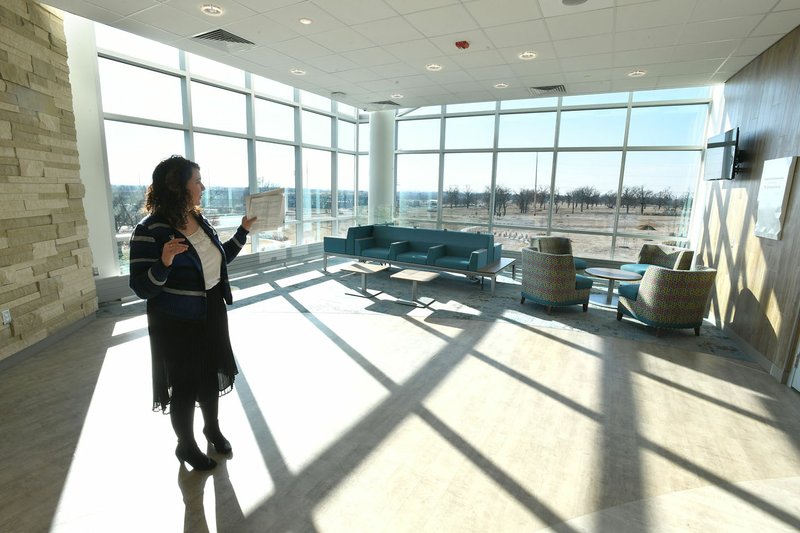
[186,228,222,290]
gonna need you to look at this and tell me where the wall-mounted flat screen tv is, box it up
[703,127,739,181]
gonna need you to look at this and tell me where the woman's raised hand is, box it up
[161,237,188,267]
[241,215,258,231]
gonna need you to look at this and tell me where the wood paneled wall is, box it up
[699,25,800,381]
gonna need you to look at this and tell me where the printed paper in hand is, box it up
[245,189,285,232]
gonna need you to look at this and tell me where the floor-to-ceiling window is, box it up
[395,88,710,261]
[95,24,364,274]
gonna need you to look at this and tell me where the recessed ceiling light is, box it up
[391,93,404,99]
[290,68,306,76]
[627,69,647,77]
[562,0,588,5]
[200,4,224,16]
[426,63,443,71]
[299,18,313,25]
[494,82,509,89]
[518,51,537,60]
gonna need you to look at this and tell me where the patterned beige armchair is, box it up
[530,236,587,270]
[620,243,694,276]
[520,249,593,313]
[616,266,717,336]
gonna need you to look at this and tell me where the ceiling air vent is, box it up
[528,84,566,96]
[192,29,255,52]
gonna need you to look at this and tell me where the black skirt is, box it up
[148,283,238,412]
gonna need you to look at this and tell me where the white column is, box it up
[368,110,395,224]
[64,14,119,277]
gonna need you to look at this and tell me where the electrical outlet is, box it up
[1,309,11,325]
[92,266,99,276]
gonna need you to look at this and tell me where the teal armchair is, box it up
[616,266,717,336]
[520,249,593,313]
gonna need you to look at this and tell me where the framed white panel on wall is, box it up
[755,156,797,240]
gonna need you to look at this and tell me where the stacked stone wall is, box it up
[0,0,96,361]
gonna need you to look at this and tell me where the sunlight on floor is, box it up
[231,313,391,475]
[110,314,148,336]
[313,413,551,532]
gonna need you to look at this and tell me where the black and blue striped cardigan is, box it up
[128,213,249,321]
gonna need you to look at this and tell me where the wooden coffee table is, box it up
[390,269,439,307]
[340,262,389,298]
[585,267,642,307]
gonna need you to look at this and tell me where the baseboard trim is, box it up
[0,315,95,372]
[721,325,785,382]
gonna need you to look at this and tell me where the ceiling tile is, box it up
[450,49,507,69]
[305,54,361,73]
[342,46,399,66]
[334,68,382,82]
[751,9,800,36]
[537,0,614,18]
[83,0,158,17]
[545,9,614,40]
[352,16,424,45]
[222,14,301,44]
[775,0,800,9]
[671,40,739,62]
[263,0,346,35]
[424,70,473,84]
[311,0,397,25]
[428,30,494,56]
[382,39,443,60]
[128,4,214,37]
[511,58,563,76]
[234,46,299,68]
[734,34,784,56]
[467,64,517,81]
[553,34,614,58]
[370,62,421,78]
[404,5,479,37]
[562,80,613,95]
[161,0,258,24]
[560,53,615,73]
[615,0,695,32]
[463,0,542,27]
[496,43,557,63]
[483,20,550,49]
[614,47,676,68]
[234,0,307,13]
[613,26,679,52]
[680,16,763,44]
[690,0,779,21]
[270,36,332,59]
[115,18,182,43]
[308,27,375,52]
[383,0,458,15]
[563,68,613,83]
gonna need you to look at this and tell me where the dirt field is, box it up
[400,203,688,262]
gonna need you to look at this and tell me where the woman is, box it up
[129,155,256,471]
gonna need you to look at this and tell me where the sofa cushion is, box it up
[620,263,649,276]
[618,282,640,300]
[361,247,390,260]
[396,251,428,264]
[434,256,470,271]
[575,274,593,290]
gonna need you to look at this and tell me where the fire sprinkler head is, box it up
[455,40,470,50]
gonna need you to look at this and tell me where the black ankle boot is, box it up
[176,442,217,470]
[203,427,232,454]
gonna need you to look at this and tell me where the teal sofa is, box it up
[323,225,502,274]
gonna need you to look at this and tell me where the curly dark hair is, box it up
[145,155,201,228]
